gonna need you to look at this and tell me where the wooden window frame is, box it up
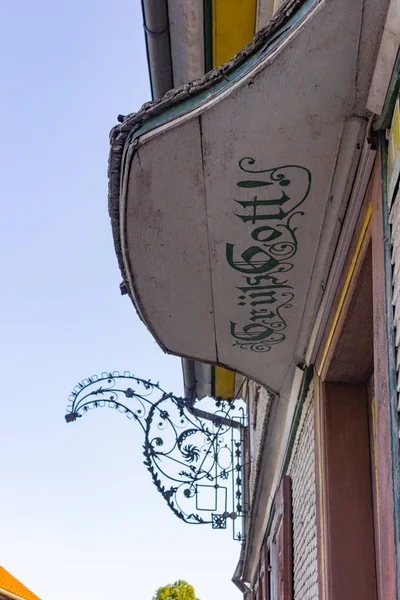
[267,475,293,600]
[314,151,397,600]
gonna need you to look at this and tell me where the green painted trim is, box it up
[280,365,313,479]
[373,50,400,131]
[262,365,313,543]
[379,130,400,598]
[211,364,216,398]
[204,0,213,73]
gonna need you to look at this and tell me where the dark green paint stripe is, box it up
[279,365,313,482]
[204,0,213,73]
[262,365,313,542]
[379,131,400,598]
[373,49,400,131]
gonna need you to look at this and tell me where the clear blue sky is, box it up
[0,2,241,599]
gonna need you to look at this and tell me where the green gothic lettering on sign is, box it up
[244,264,293,287]
[236,180,273,188]
[238,289,279,307]
[234,192,291,223]
[226,244,279,275]
[227,159,312,352]
[230,322,275,342]
[249,311,275,322]
[238,284,291,293]
[251,225,282,243]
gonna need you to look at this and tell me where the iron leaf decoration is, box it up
[65,371,246,540]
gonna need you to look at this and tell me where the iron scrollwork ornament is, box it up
[65,372,246,541]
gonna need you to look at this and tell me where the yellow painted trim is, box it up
[208,1,257,401]
[215,366,236,399]
[316,377,327,600]
[318,203,372,376]
[212,0,257,68]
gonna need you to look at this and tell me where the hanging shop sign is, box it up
[109,0,386,394]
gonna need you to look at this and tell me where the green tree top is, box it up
[153,579,200,600]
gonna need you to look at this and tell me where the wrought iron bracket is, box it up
[65,372,247,540]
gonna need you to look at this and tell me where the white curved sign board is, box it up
[110,0,385,393]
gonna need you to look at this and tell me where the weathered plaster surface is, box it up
[249,386,274,503]
[287,381,319,600]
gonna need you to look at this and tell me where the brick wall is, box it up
[287,380,319,600]
[249,385,273,503]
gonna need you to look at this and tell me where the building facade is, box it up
[107,1,400,598]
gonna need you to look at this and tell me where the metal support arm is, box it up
[65,371,247,540]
